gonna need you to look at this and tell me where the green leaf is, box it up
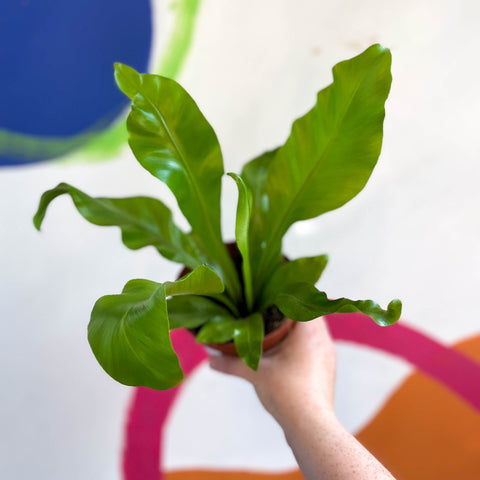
[196,312,264,370]
[114,63,141,100]
[88,265,224,390]
[165,265,224,296]
[260,255,328,309]
[241,148,278,233]
[233,313,264,370]
[88,280,182,390]
[275,282,402,326]
[227,173,254,309]
[114,64,241,302]
[257,44,392,287]
[167,295,235,330]
[241,148,281,284]
[33,182,202,269]
[196,316,238,344]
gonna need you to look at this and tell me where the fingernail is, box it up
[205,346,222,357]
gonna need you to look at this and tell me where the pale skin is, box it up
[209,318,396,480]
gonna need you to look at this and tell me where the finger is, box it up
[286,318,334,356]
[313,316,332,338]
[295,316,331,340]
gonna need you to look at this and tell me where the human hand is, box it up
[209,317,337,429]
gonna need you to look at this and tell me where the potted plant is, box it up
[34,44,401,390]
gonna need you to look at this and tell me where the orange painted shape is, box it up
[356,335,480,480]
[164,469,304,480]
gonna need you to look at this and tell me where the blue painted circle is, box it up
[0,0,152,165]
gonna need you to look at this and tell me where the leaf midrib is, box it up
[135,85,221,251]
[85,194,197,264]
[95,197,170,241]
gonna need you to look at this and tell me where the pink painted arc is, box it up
[122,316,480,480]
[123,329,208,480]
[325,313,480,411]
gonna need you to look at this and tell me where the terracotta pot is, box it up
[178,242,294,356]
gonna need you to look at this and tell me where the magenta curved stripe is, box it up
[123,329,208,480]
[122,318,480,479]
[325,313,480,411]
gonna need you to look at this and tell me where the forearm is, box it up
[210,320,395,479]
[280,405,396,480]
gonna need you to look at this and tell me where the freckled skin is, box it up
[210,318,396,480]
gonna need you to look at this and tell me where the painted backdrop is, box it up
[1,1,479,479]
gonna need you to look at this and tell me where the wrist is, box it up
[267,394,338,439]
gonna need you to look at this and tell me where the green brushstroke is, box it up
[1,0,202,164]
[0,126,109,161]
[73,118,127,162]
[153,0,201,79]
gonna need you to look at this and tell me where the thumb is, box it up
[209,354,255,381]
